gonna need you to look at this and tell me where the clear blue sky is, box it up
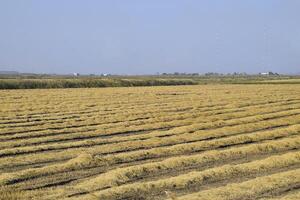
[0,0,299,75]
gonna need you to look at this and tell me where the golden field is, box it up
[0,84,300,200]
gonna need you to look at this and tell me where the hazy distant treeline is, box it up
[0,75,299,89]
[0,78,197,89]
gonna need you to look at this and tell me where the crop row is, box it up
[2,99,300,149]
[173,168,300,200]
[1,123,299,187]
[75,151,300,200]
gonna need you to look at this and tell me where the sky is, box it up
[0,0,299,75]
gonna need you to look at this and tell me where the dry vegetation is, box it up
[0,84,300,200]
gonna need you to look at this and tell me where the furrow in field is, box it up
[0,93,163,113]
[0,102,227,137]
[19,137,299,192]
[1,125,299,187]
[9,99,300,144]
[0,88,265,115]
[3,99,300,149]
[259,189,300,200]
[1,112,300,173]
[71,141,300,194]
[1,110,299,158]
[14,148,299,192]
[0,99,196,128]
[0,95,199,121]
[0,93,283,125]
[72,151,300,200]
[1,92,297,132]
[171,168,300,200]
[0,95,285,136]
[92,125,300,171]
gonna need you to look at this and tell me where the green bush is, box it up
[0,78,197,89]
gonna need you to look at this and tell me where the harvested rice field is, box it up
[0,84,300,200]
